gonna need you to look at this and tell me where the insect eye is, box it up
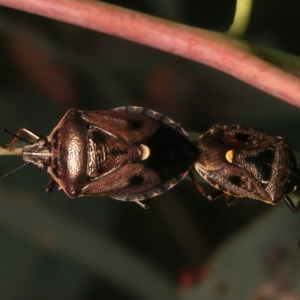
[37,139,45,146]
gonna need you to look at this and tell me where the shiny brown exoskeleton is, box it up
[3,107,199,208]
[190,124,300,213]
[2,112,300,212]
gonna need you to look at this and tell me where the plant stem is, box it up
[0,147,22,155]
[1,0,300,107]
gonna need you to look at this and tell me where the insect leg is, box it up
[189,171,225,201]
[283,195,299,213]
[0,127,40,150]
[292,166,300,192]
[46,177,56,193]
[224,194,239,207]
[207,190,224,200]
[134,199,150,209]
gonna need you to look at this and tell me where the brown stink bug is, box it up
[190,124,300,213]
[0,107,199,208]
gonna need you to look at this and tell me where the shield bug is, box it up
[0,107,199,208]
[190,124,300,213]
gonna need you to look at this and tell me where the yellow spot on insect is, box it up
[226,150,234,163]
[140,144,150,160]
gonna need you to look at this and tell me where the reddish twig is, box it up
[1,0,300,107]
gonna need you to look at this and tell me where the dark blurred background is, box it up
[0,0,300,299]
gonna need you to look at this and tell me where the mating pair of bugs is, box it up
[1,106,300,212]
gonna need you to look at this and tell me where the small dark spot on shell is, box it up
[229,175,242,186]
[126,120,142,130]
[129,175,144,186]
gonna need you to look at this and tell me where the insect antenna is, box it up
[0,126,32,180]
[0,162,29,180]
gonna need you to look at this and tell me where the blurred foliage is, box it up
[0,0,300,299]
